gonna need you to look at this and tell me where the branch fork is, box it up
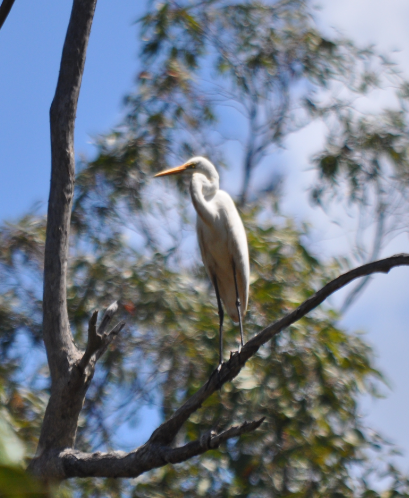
[77,302,125,376]
[34,254,409,479]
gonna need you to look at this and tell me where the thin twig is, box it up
[77,302,125,373]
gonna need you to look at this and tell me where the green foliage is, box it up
[0,466,49,498]
[1,204,408,496]
[312,107,409,206]
[121,214,397,498]
[2,0,409,496]
[136,0,393,207]
[0,379,49,497]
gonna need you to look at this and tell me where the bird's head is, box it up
[154,156,218,181]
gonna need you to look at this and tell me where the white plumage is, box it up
[154,156,249,364]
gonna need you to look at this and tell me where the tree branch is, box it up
[30,418,265,479]
[30,254,409,479]
[30,245,409,479]
[77,302,125,374]
[32,0,99,460]
[31,252,409,479]
[149,253,409,446]
[43,0,97,381]
[0,0,16,30]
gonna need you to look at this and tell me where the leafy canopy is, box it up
[2,0,409,496]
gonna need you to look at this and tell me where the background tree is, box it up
[1,0,409,496]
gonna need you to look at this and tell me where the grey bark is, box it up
[32,0,99,461]
[29,419,265,479]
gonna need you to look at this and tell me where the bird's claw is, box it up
[230,347,242,359]
[229,346,244,365]
[205,362,223,391]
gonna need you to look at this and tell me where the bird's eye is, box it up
[191,164,196,169]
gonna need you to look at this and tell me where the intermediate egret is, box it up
[154,157,249,367]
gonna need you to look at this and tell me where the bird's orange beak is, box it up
[154,162,192,178]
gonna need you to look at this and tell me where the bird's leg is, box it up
[214,278,224,370]
[233,264,244,352]
[205,278,224,391]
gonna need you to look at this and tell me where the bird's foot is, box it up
[230,344,244,365]
[230,348,241,359]
[205,362,223,391]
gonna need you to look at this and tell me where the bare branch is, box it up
[31,253,409,479]
[30,418,264,479]
[77,310,99,372]
[95,321,125,361]
[43,0,98,381]
[154,417,265,466]
[97,301,119,335]
[77,303,125,374]
[0,0,16,30]
[150,253,409,446]
[32,0,98,459]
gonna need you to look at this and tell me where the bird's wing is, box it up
[223,198,249,316]
[197,191,249,321]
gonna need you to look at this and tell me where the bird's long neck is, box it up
[190,172,219,225]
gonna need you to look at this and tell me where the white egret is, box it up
[154,157,250,367]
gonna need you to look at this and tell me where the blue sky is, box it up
[0,0,141,220]
[1,0,409,472]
